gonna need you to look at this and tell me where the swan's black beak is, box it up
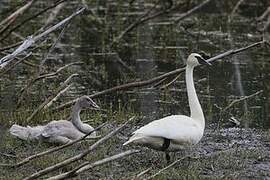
[196,56,212,66]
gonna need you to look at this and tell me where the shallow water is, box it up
[0,1,269,128]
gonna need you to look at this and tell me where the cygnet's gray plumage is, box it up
[10,96,99,144]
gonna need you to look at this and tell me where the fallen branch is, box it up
[0,7,85,69]
[25,73,79,122]
[0,52,32,75]
[53,40,265,111]
[0,0,68,41]
[222,90,263,112]
[24,116,136,180]
[0,123,106,168]
[47,149,140,180]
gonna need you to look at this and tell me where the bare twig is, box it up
[174,0,212,23]
[0,7,85,69]
[0,41,23,51]
[0,52,32,75]
[0,123,106,168]
[47,149,140,180]
[44,84,72,109]
[222,90,263,112]
[18,62,83,106]
[133,167,152,180]
[160,73,181,89]
[39,19,70,74]
[144,155,191,180]
[25,73,79,122]
[24,116,136,180]
[53,41,265,111]
[0,0,68,41]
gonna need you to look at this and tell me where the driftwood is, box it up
[53,40,265,112]
[25,73,79,122]
[0,7,85,69]
[48,149,140,180]
[24,116,136,180]
[0,0,68,41]
[0,52,32,75]
[0,123,106,168]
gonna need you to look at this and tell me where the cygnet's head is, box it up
[187,53,211,67]
[77,95,100,109]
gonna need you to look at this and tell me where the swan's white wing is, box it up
[132,115,202,143]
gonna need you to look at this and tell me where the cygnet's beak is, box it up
[198,56,212,66]
[90,99,100,109]
[92,103,100,109]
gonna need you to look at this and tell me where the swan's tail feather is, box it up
[9,124,44,141]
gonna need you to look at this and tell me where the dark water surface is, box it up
[0,1,269,128]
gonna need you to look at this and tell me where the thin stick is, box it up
[160,73,182,89]
[222,90,263,112]
[25,73,79,122]
[0,52,32,75]
[17,62,82,107]
[0,7,85,68]
[24,116,136,180]
[0,0,68,41]
[0,123,106,168]
[174,0,211,24]
[53,40,265,111]
[48,149,140,180]
[134,167,153,180]
[144,156,191,180]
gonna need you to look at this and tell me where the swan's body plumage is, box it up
[124,53,210,152]
[10,96,99,144]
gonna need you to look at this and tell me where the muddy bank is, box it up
[0,124,269,179]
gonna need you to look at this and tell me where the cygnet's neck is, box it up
[185,64,205,129]
[71,103,93,134]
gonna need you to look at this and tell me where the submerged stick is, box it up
[48,149,140,180]
[0,123,106,168]
[54,40,265,111]
[24,116,136,180]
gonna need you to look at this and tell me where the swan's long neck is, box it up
[186,64,205,129]
[71,103,92,134]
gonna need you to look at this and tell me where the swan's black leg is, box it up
[165,152,171,163]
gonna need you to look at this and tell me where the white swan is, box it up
[10,96,99,144]
[124,53,211,156]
